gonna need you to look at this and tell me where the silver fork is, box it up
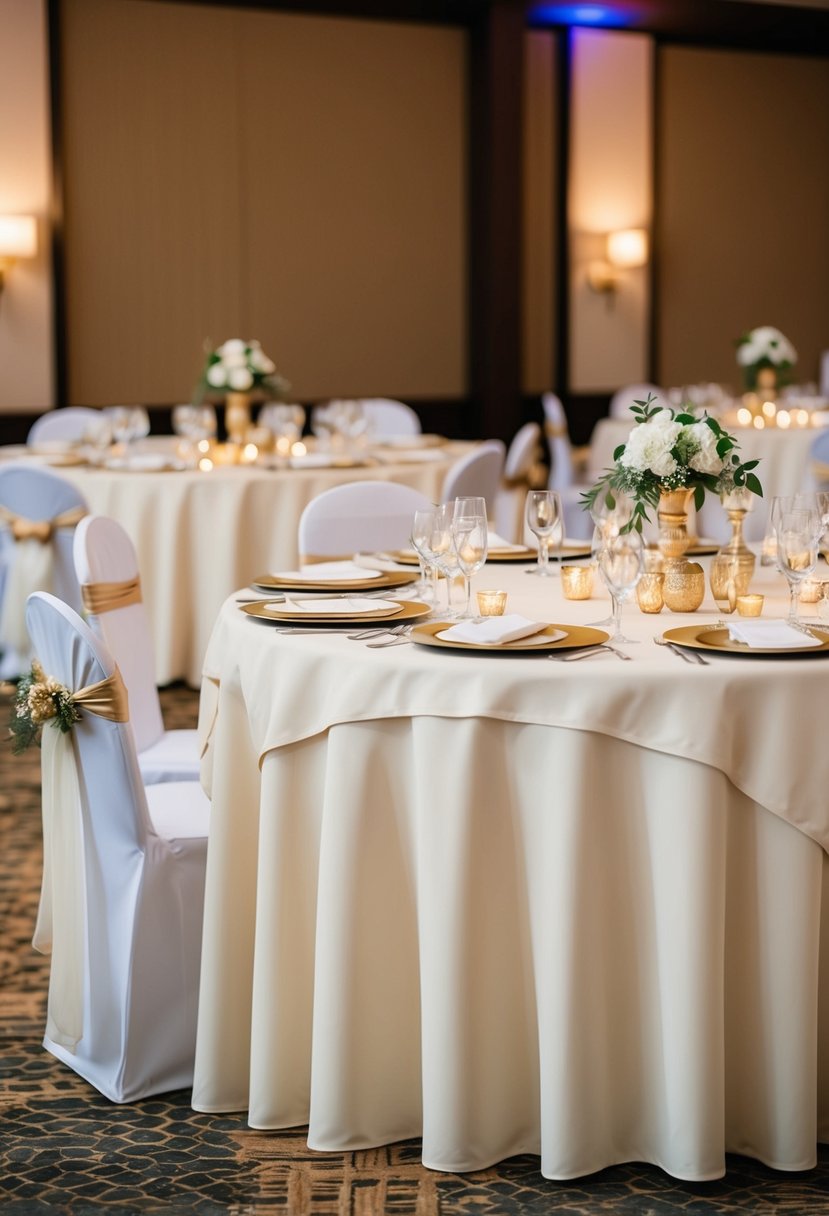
[653,635,708,665]
[366,625,414,648]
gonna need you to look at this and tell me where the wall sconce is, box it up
[587,227,648,297]
[0,216,38,295]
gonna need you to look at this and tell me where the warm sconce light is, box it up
[587,227,648,296]
[0,215,38,294]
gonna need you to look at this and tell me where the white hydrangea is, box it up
[737,326,798,367]
[218,338,246,358]
[206,362,227,388]
[228,366,254,391]
[620,413,682,479]
[685,421,724,475]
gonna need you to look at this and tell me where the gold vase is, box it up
[225,391,252,444]
[658,487,705,612]
[718,487,756,594]
[756,366,777,397]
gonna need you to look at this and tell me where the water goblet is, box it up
[761,494,794,566]
[452,497,488,618]
[431,502,462,617]
[596,530,643,644]
[525,489,563,576]
[81,413,113,463]
[777,509,817,626]
[410,506,440,604]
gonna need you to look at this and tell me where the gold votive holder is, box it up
[560,565,593,600]
[736,594,764,617]
[636,571,665,613]
[477,589,508,616]
[799,578,822,604]
[643,547,664,574]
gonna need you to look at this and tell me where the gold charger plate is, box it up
[411,621,609,653]
[686,543,720,557]
[251,570,417,593]
[240,598,430,625]
[663,624,829,657]
[384,545,591,566]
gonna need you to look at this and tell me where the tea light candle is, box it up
[799,579,821,604]
[636,571,665,614]
[736,594,764,617]
[560,565,593,600]
[477,589,508,616]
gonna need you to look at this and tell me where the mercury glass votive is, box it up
[736,594,764,617]
[636,571,665,614]
[799,578,821,604]
[643,547,664,574]
[560,565,593,600]
[477,589,508,616]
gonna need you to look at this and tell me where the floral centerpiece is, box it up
[194,338,289,403]
[735,326,797,392]
[9,660,80,755]
[582,394,763,535]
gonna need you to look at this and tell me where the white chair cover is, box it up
[0,464,87,676]
[608,383,664,420]
[541,396,593,540]
[494,423,544,542]
[359,399,422,438]
[26,592,209,1102]
[27,408,102,446]
[821,351,829,399]
[298,480,433,556]
[73,515,199,785]
[440,441,506,515]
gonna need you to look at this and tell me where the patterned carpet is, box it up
[2,683,829,1215]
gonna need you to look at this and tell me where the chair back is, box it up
[27,408,102,446]
[360,399,422,438]
[73,515,164,753]
[440,440,506,513]
[542,393,577,491]
[608,383,663,419]
[821,351,829,399]
[298,480,433,555]
[810,429,829,488]
[504,422,542,482]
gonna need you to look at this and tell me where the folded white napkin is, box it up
[352,553,414,573]
[486,531,528,553]
[438,614,550,645]
[278,596,402,615]
[273,562,382,582]
[726,620,822,648]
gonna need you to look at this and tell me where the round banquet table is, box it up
[193,554,829,1181]
[13,441,473,687]
[589,416,828,544]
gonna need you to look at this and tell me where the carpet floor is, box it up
[1,683,828,1215]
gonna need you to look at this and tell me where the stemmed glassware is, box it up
[525,489,563,576]
[777,508,817,626]
[596,529,644,644]
[106,406,151,455]
[451,497,488,618]
[172,404,217,465]
[431,501,462,617]
[410,507,441,604]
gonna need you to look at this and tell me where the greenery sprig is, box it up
[9,660,81,755]
[580,395,763,534]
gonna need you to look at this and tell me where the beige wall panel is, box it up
[62,0,466,405]
[657,46,829,391]
[522,30,557,395]
[568,30,653,394]
[240,11,466,400]
[0,0,53,413]
[62,0,243,405]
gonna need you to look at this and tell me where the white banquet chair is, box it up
[608,383,664,419]
[298,480,433,556]
[494,422,545,542]
[73,515,199,785]
[440,440,506,515]
[359,399,422,438]
[27,408,102,447]
[0,464,87,678]
[542,393,593,540]
[25,591,209,1102]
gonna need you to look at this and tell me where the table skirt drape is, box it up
[193,705,829,1181]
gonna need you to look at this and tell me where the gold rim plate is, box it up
[411,621,609,653]
[663,624,829,657]
[240,598,431,625]
[384,545,592,566]
[252,570,417,592]
[686,543,720,557]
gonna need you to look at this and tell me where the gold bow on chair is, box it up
[811,459,829,487]
[82,577,142,615]
[544,419,568,440]
[31,665,129,1051]
[0,504,87,542]
[0,506,87,657]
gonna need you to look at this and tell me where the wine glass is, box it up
[777,509,817,626]
[410,506,440,604]
[173,404,217,465]
[761,494,793,566]
[431,502,462,617]
[452,497,488,618]
[596,529,644,644]
[81,413,113,463]
[525,489,563,576]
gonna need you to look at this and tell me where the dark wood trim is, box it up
[47,0,67,408]
[648,29,659,387]
[553,27,571,401]
[563,392,610,447]
[142,0,484,22]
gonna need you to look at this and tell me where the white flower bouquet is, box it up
[195,338,290,402]
[736,326,797,391]
[582,395,763,533]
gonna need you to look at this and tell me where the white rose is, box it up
[249,349,276,374]
[218,338,246,357]
[222,349,247,369]
[228,367,254,391]
[685,421,723,475]
[620,414,681,476]
[206,363,226,388]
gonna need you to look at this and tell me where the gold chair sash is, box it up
[812,459,829,486]
[544,420,568,439]
[0,504,87,544]
[82,576,142,615]
[33,664,130,1051]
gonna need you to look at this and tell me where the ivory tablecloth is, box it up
[193,559,829,1180]
[49,445,470,686]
